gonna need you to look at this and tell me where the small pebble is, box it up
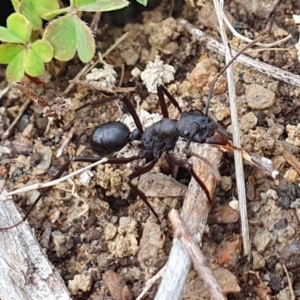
[252,251,266,270]
[246,84,275,110]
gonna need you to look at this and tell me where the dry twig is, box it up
[155,144,222,299]
[64,32,129,95]
[1,98,31,140]
[169,209,226,300]
[213,0,250,256]
[0,181,71,300]
[181,20,300,87]
[0,157,108,201]
[136,266,165,300]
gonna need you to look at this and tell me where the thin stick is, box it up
[213,0,250,256]
[181,20,300,88]
[282,264,295,300]
[169,209,226,300]
[64,32,129,95]
[0,157,108,201]
[155,144,222,299]
[90,12,101,32]
[0,181,71,299]
[56,126,75,158]
[212,0,292,47]
[1,99,31,140]
[205,37,261,115]
[136,266,165,300]
[69,79,136,94]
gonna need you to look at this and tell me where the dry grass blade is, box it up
[181,20,300,88]
[213,0,250,256]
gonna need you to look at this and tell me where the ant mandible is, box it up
[0,82,229,230]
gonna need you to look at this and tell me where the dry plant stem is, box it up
[214,0,250,256]
[1,98,31,140]
[69,79,136,94]
[0,85,10,99]
[136,266,165,300]
[212,0,292,47]
[155,145,222,299]
[181,20,300,88]
[169,209,226,300]
[90,12,101,32]
[283,264,295,300]
[56,126,75,158]
[0,181,71,300]
[64,32,129,95]
[63,64,90,95]
[0,157,108,201]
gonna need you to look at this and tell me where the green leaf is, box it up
[75,0,129,12]
[7,13,31,42]
[44,7,71,20]
[18,0,42,30]
[24,48,45,77]
[6,49,25,82]
[73,16,95,62]
[31,40,54,62]
[0,44,24,64]
[18,0,60,30]
[44,15,77,61]
[32,0,60,20]
[136,0,148,6]
[44,14,95,62]
[0,13,31,43]
[0,27,25,43]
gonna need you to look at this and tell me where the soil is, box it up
[1,0,300,299]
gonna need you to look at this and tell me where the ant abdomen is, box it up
[90,121,131,156]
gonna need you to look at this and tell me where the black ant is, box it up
[1,41,257,230]
[0,85,228,230]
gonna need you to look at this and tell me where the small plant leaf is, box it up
[75,0,129,12]
[18,0,60,30]
[7,13,32,42]
[73,16,95,62]
[0,44,24,64]
[0,13,31,43]
[31,40,54,62]
[24,48,45,77]
[136,0,148,6]
[6,49,25,82]
[44,15,77,61]
[32,0,60,20]
[44,7,71,20]
[0,27,25,43]
[44,14,95,63]
[18,0,42,30]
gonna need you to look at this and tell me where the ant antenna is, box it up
[204,38,261,116]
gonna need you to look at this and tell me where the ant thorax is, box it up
[117,109,162,158]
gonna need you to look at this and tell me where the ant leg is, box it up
[75,95,120,112]
[165,153,212,205]
[119,95,144,135]
[157,84,182,118]
[125,158,160,223]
